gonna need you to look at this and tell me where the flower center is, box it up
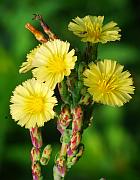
[25,96,44,114]
[85,22,101,40]
[98,74,117,93]
[48,56,66,73]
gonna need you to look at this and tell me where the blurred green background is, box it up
[0,0,140,179]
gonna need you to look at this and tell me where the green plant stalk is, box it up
[65,42,98,175]
[55,39,98,180]
[85,42,98,63]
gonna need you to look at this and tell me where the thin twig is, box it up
[32,14,58,40]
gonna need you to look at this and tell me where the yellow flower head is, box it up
[10,78,57,129]
[19,46,40,73]
[32,39,77,89]
[83,60,135,107]
[20,39,77,89]
[68,16,121,43]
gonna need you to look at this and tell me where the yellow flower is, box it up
[19,39,77,89]
[32,39,77,89]
[19,45,40,73]
[83,60,135,107]
[10,78,57,129]
[68,16,121,43]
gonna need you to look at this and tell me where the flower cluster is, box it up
[9,14,135,180]
[10,14,134,132]
[10,15,135,128]
[10,39,77,128]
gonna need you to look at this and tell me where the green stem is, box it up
[85,42,98,63]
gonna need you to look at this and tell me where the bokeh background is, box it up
[0,0,140,179]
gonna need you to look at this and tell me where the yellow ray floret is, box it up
[10,78,57,129]
[19,39,77,89]
[68,16,121,43]
[83,60,135,107]
[19,45,40,73]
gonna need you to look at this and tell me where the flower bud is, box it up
[72,106,83,132]
[31,147,40,163]
[67,132,81,156]
[57,105,71,134]
[30,127,42,148]
[40,145,52,166]
[55,156,66,177]
[67,144,84,169]
[32,162,41,179]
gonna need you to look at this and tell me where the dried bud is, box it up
[25,23,47,43]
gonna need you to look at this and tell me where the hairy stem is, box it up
[85,42,98,63]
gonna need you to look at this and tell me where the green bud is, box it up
[40,145,52,166]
